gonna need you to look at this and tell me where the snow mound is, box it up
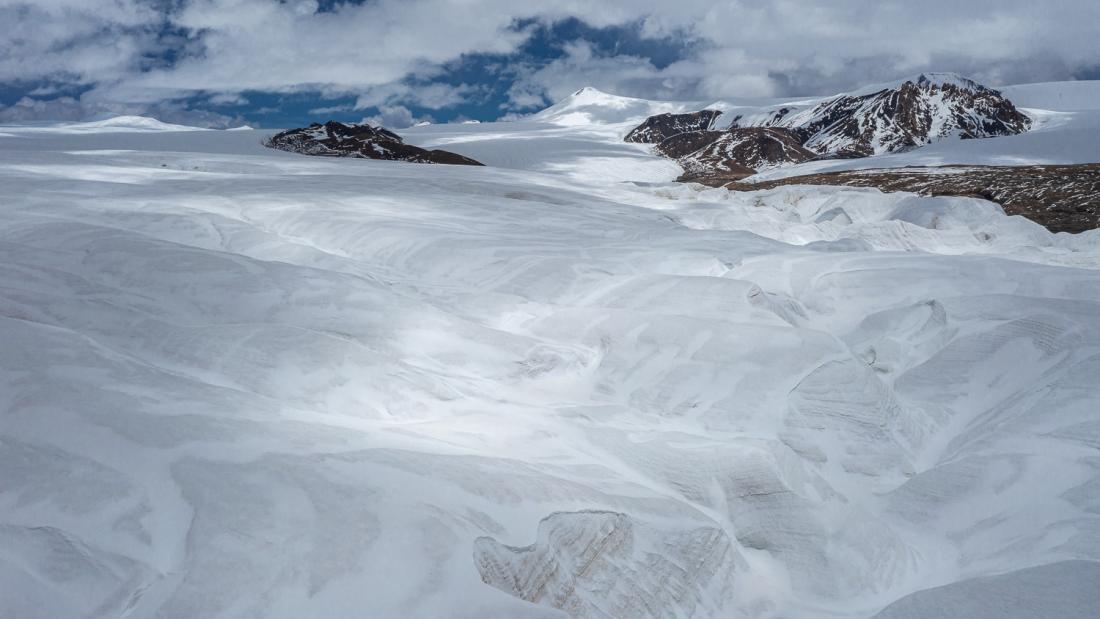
[53,116,208,133]
[535,86,699,126]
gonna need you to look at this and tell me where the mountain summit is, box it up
[535,87,698,125]
[737,72,1032,156]
[625,73,1033,181]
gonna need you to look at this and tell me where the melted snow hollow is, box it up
[2,82,1100,618]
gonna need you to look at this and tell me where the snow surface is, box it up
[2,86,1100,619]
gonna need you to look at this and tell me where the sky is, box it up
[1,0,1098,128]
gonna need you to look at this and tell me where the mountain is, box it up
[735,73,1032,156]
[656,127,817,182]
[624,110,723,143]
[264,120,483,165]
[626,74,1032,158]
[624,73,1034,184]
[534,86,699,126]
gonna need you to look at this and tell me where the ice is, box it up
[1,82,1099,618]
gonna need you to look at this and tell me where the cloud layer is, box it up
[2,0,1098,126]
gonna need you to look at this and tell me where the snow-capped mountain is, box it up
[735,73,1032,156]
[534,86,700,126]
[265,120,483,165]
[625,73,1034,184]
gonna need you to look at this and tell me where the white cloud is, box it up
[308,104,353,115]
[1,0,1098,121]
[353,83,481,110]
[360,105,434,129]
[207,93,249,106]
[0,0,160,84]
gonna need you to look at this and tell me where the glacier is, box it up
[1,84,1099,618]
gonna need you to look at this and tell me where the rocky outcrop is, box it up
[624,110,723,143]
[657,127,816,183]
[724,164,1100,233]
[264,121,483,165]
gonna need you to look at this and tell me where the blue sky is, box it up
[2,1,1098,128]
[183,17,695,128]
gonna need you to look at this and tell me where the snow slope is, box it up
[2,94,1100,619]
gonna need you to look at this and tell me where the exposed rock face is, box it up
[748,74,1033,156]
[474,510,740,618]
[657,127,816,183]
[627,74,1033,169]
[724,164,1100,233]
[624,110,722,143]
[264,121,483,165]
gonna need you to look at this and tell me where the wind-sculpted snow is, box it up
[2,99,1100,618]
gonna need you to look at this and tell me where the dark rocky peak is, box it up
[756,73,1032,156]
[656,127,816,184]
[313,120,403,143]
[264,120,483,166]
[913,72,985,92]
[631,73,1032,162]
[624,110,723,143]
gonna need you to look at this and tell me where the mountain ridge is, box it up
[620,72,1034,182]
